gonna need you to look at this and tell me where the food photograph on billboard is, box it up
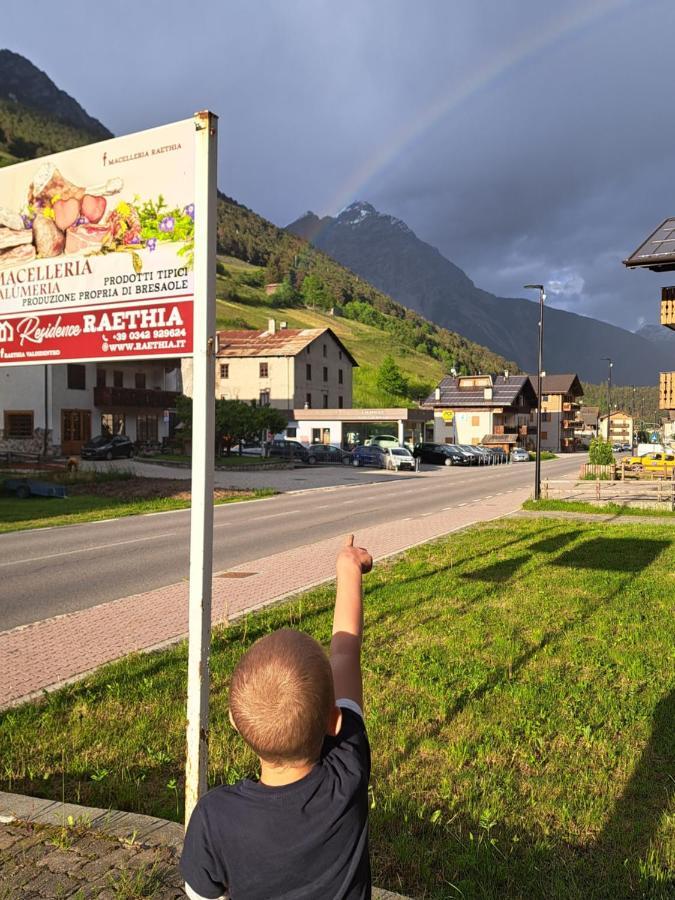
[0,118,196,365]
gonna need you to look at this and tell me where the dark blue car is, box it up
[350,444,387,468]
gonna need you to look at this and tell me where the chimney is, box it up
[280,321,287,329]
[434,387,441,402]
[267,318,276,335]
[504,370,509,379]
[484,386,493,400]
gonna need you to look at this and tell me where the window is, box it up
[323,343,327,358]
[137,414,158,442]
[312,428,322,443]
[101,412,126,435]
[338,368,343,385]
[306,393,312,408]
[306,363,312,380]
[541,412,550,422]
[286,427,297,438]
[135,373,146,389]
[338,396,344,409]
[471,415,480,426]
[96,369,107,387]
[113,370,124,388]
[339,351,343,360]
[220,364,229,379]
[541,431,548,440]
[323,394,329,408]
[259,390,270,407]
[259,362,269,378]
[67,364,86,390]
[4,411,33,438]
[323,366,328,382]
[543,394,550,402]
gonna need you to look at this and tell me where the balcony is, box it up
[661,286,675,330]
[660,372,675,409]
[94,386,180,409]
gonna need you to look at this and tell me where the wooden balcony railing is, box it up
[661,286,675,329]
[93,386,180,409]
[659,372,675,409]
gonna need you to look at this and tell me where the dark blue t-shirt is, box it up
[180,703,371,900]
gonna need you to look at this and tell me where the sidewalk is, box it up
[0,487,530,709]
[0,792,408,899]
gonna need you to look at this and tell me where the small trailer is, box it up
[3,478,67,500]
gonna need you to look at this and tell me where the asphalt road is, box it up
[0,455,584,630]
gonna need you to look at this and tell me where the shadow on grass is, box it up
[528,529,584,554]
[552,537,670,572]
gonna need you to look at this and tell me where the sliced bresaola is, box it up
[0,243,36,269]
[65,222,112,255]
[53,197,81,232]
[0,227,33,251]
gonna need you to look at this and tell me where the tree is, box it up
[301,274,333,310]
[589,436,614,465]
[270,275,300,307]
[256,406,287,440]
[376,355,407,397]
[216,400,259,456]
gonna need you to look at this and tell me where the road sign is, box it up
[441,409,454,422]
[0,118,196,365]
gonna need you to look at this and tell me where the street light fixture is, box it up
[524,284,546,501]
[602,357,613,438]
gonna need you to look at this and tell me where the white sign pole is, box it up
[185,110,218,826]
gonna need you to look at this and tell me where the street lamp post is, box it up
[524,284,546,501]
[602,357,613,440]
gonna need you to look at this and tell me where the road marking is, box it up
[249,512,291,522]
[458,502,467,507]
[316,504,331,509]
[441,506,454,510]
[0,532,177,568]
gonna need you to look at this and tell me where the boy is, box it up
[181,534,374,900]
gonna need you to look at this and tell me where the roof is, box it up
[533,374,583,396]
[624,218,675,271]
[482,433,519,445]
[580,406,599,426]
[216,327,358,366]
[292,407,430,423]
[424,374,537,409]
[599,410,633,421]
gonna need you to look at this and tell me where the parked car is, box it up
[456,445,484,465]
[621,443,632,452]
[485,447,508,464]
[351,444,387,468]
[473,446,496,464]
[384,447,416,471]
[80,434,135,460]
[626,451,675,476]
[510,447,531,463]
[306,443,352,465]
[611,443,623,452]
[413,442,468,466]
[268,439,310,463]
[368,434,400,449]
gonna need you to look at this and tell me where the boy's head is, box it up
[229,629,336,766]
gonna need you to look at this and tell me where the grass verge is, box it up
[1,519,673,898]
[0,488,275,533]
[523,498,675,518]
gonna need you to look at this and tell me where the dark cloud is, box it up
[4,0,674,330]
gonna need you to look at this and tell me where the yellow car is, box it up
[626,452,675,476]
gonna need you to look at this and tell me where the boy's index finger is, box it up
[344,533,354,547]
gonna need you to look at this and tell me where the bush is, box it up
[589,436,614,466]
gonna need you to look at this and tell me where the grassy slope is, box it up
[215,258,446,406]
[2,519,673,898]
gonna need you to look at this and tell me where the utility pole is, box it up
[524,284,546,501]
[602,357,613,439]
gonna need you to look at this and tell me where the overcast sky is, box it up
[5,0,675,330]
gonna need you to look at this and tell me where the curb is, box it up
[0,791,411,898]
[134,458,296,472]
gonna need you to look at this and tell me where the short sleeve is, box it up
[323,705,371,783]
[180,804,228,900]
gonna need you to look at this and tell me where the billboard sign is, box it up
[0,118,195,365]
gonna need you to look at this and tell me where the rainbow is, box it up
[321,0,633,219]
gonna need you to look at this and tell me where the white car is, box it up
[369,434,400,449]
[384,447,416,471]
[510,447,530,462]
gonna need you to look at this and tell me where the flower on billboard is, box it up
[146,238,157,252]
[184,204,195,219]
[159,216,175,233]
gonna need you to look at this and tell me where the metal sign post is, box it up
[184,110,218,826]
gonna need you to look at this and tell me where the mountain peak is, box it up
[0,49,111,139]
[336,200,412,234]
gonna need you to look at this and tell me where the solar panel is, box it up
[624,217,675,271]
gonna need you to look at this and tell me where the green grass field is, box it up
[1,519,672,898]
[524,498,675,519]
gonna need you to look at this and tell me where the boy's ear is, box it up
[327,705,342,737]
[228,709,239,733]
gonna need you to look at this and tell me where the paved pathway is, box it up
[0,792,407,899]
[0,487,530,709]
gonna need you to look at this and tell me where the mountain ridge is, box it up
[288,201,671,385]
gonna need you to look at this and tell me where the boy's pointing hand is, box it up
[337,534,373,575]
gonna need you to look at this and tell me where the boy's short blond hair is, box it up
[229,629,335,765]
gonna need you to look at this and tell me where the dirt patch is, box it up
[68,477,255,502]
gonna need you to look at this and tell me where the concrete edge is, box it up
[0,791,411,898]
[513,508,675,526]
[1,505,518,712]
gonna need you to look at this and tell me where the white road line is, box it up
[0,532,177,568]
[458,502,467,507]
[249,512,290,522]
[441,506,454,510]
[316,505,331,509]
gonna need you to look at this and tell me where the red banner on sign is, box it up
[0,299,192,365]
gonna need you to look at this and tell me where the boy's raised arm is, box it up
[330,534,373,710]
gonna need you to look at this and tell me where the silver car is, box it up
[510,447,530,462]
